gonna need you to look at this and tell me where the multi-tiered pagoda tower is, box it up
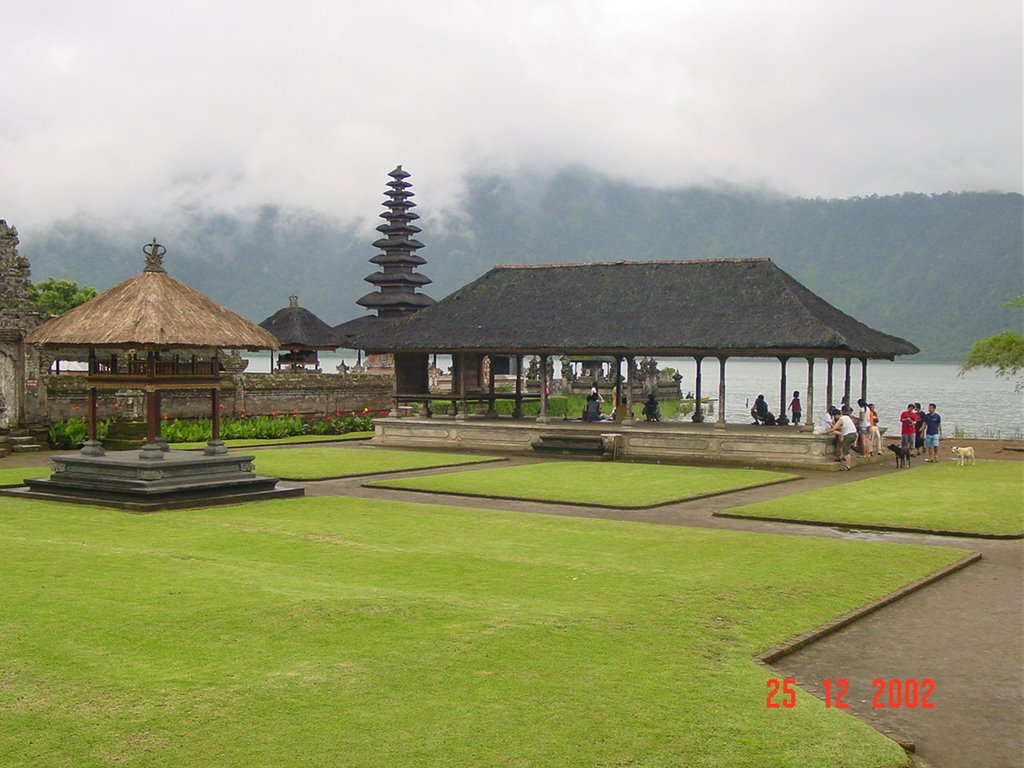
[356,166,435,317]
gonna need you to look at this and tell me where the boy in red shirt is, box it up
[899,404,918,455]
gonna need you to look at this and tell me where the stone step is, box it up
[10,443,45,453]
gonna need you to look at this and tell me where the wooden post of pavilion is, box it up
[804,357,815,432]
[622,355,635,426]
[205,353,227,455]
[843,357,852,408]
[81,347,104,456]
[715,356,727,429]
[513,354,524,418]
[537,354,550,423]
[486,354,497,418]
[692,356,704,422]
[860,358,868,402]
[826,357,834,409]
[778,355,789,424]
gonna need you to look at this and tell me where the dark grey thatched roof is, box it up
[358,259,918,359]
[333,315,398,348]
[259,301,339,349]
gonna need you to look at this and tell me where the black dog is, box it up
[887,444,911,468]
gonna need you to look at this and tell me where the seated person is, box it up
[642,393,661,422]
[750,394,776,425]
[584,392,603,421]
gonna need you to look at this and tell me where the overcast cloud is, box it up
[2,0,1020,229]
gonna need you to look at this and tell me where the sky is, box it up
[2,0,1021,230]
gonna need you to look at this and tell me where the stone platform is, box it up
[3,449,303,512]
[374,416,881,470]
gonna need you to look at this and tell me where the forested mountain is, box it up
[17,168,1023,361]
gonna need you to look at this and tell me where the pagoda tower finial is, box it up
[355,166,436,318]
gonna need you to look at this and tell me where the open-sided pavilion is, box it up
[9,240,302,510]
[355,258,918,469]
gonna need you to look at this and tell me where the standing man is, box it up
[829,406,859,471]
[899,403,918,456]
[921,403,943,463]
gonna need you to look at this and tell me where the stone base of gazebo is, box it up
[4,450,303,512]
[373,416,883,471]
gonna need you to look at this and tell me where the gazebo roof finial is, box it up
[289,295,299,308]
[143,238,167,273]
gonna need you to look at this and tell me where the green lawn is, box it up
[171,431,375,450]
[0,466,49,487]
[367,460,796,507]
[242,446,502,479]
[0,495,964,768]
[723,461,1024,536]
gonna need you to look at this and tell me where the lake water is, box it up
[245,353,1023,439]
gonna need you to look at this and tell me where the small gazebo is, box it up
[14,239,301,510]
[259,296,339,372]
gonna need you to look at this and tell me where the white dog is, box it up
[951,446,976,466]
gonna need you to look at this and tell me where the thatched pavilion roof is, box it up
[25,242,279,350]
[356,258,918,359]
[333,315,398,348]
[259,297,339,349]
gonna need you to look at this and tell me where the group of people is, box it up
[749,390,807,426]
[816,399,881,470]
[899,402,944,462]
[813,399,943,469]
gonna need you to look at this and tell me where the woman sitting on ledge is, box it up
[642,393,661,422]
[750,394,776,425]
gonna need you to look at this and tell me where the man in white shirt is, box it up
[828,406,858,471]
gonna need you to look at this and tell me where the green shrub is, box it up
[48,417,109,449]
[160,414,374,443]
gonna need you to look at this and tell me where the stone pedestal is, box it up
[6,449,303,511]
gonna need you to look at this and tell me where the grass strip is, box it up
[367,460,796,508]
[0,494,964,768]
[241,446,502,480]
[0,466,50,487]
[722,461,1023,536]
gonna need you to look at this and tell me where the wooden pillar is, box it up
[204,353,227,455]
[692,356,704,422]
[513,354,524,418]
[804,357,815,432]
[826,357,834,409]
[843,357,852,409]
[716,356,727,428]
[860,358,868,402]
[139,351,163,458]
[622,355,635,425]
[537,354,550,422]
[486,354,497,418]
[778,355,789,423]
[80,347,104,455]
[456,354,468,421]
[612,356,623,422]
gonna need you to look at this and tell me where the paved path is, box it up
[7,446,1022,767]
[296,452,1023,768]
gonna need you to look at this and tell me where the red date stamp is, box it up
[767,677,935,709]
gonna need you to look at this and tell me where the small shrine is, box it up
[259,295,339,372]
[8,239,303,510]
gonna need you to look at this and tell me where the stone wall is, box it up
[0,221,46,429]
[42,372,394,423]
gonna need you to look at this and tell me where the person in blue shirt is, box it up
[921,403,943,462]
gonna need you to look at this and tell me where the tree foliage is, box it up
[959,296,1024,389]
[28,277,98,316]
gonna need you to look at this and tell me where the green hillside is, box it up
[18,168,1022,361]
